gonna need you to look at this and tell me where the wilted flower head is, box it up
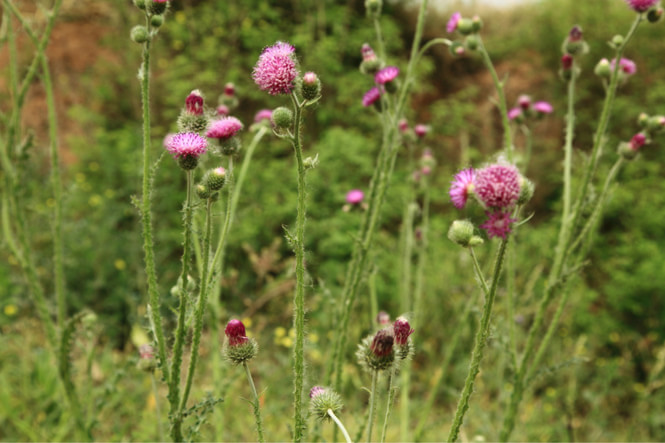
[449,168,476,209]
[362,86,382,107]
[480,210,517,239]
[185,90,204,116]
[253,41,299,95]
[346,189,365,205]
[533,101,554,114]
[474,164,521,209]
[625,0,659,12]
[447,12,462,33]
[393,317,414,346]
[206,116,243,140]
[610,57,637,75]
[165,132,207,159]
[370,328,394,358]
[375,66,399,85]
[254,109,273,123]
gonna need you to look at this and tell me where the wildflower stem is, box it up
[448,237,509,442]
[290,92,308,443]
[413,180,431,327]
[328,409,353,443]
[367,370,379,443]
[180,197,213,411]
[151,373,165,443]
[138,15,170,385]
[169,169,194,442]
[381,372,398,443]
[243,362,266,443]
[469,247,490,296]
[477,37,512,161]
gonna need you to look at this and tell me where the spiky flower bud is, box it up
[393,317,415,360]
[448,220,475,247]
[150,14,164,27]
[130,26,149,44]
[594,58,611,78]
[647,6,664,23]
[517,177,535,205]
[223,319,258,365]
[204,167,226,191]
[148,0,168,16]
[134,0,146,10]
[309,386,344,421]
[358,329,395,372]
[360,43,383,75]
[196,184,212,199]
[365,0,382,16]
[301,71,322,101]
[178,90,209,133]
[272,106,294,129]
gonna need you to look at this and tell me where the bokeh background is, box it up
[1,0,665,440]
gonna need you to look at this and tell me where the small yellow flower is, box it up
[46,198,56,208]
[89,195,102,206]
[274,327,286,338]
[114,259,126,271]
[88,162,100,172]
[309,333,319,344]
[4,304,17,316]
[281,337,293,348]
[242,317,252,328]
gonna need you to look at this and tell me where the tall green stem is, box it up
[151,373,165,443]
[170,169,194,442]
[328,409,353,443]
[367,370,379,443]
[180,198,213,410]
[290,93,308,443]
[447,238,509,442]
[138,18,170,384]
[243,362,266,443]
[381,372,397,443]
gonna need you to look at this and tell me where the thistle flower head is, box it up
[449,168,476,209]
[610,57,637,75]
[224,82,235,96]
[398,118,409,133]
[252,41,299,95]
[447,12,462,33]
[480,210,517,239]
[518,94,531,110]
[362,43,377,62]
[569,25,583,42]
[165,132,207,159]
[629,132,647,150]
[376,310,391,326]
[309,386,344,421]
[345,189,365,205]
[185,90,204,116]
[206,116,243,140]
[217,105,230,116]
[375,66,399,85]
[223,319,258,364]
[533,101,554,115]
[370,328,394,357]
[254,109,273,123]
[362,86,382,107]
[625,0,659,12]
[561,54,574,70]
[508,107,523,121]
[224,319,248,347]
[310,386,326,398]
[414,124,429,138]
[474,164,521,209]
[393,317,414,346]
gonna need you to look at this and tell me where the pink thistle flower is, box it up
[561,54,574,70]
[254,109,273,123]
[449,168,476,209]
[414,124,429,138]
[568,25,583,42]
[185,90,204,116]
[474,164,521,209]
[310,386,326,398]
[447,12,462,33]
[610,57,637,75]
[224,82,235,96]
[362,43,377,62]
[398,118,409,133]
[480,210,517,239]
[393,317,414,346]
[346,189,365,205]
[370,329,394,357]
[376,311,391,326]
[629,132,647,150]
[362,86,382,107]
[206,116,243,140]
[216,105,230,116]
[625,0,659,12]
[508,107,523,121]
[252,41,299,95]
[224,319,248,347]
[165,132,207,159]
[533,101,554,114]
[375,66,399,85]
[518,94,531,111]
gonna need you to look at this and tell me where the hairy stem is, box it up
[244,362,266,443]
[367,370,379,443]
[328,409,353,443]
[381,372,398,443]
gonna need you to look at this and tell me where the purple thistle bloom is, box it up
[370,329,394,358]
[508,107,523,121]
[447,12,462,33]
[610,57,637,75]
[414,124,429,138]
[225,319,248,347]
[561,54,574,70]
[533,101,554,114]
[625,0,659,12]
[185,90,204,116]
[206,116,243,140]
[375,66,399,85]
[393,317,414,346]
[518,94,531,111]
[310,386,326,398]
[165,132,207,159]
[252,41,299,95]
[362,86,382,107]
[254,109,273,123]
[362,43,378,62]
[346,189,365,205]
[216,105,230,116]
[629,132,647,151]
[449,168,476,209]
[474,164,521,209]
[480,210,517,239]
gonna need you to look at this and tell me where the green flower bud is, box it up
[177,113,209,134]
[272,106,294,129]
[611,34,624,48]
[594,58,611,78]
[216,136,241,156]
[457,18,475,35]
[196,184,212,200]
[647,7,664,23]
[130,25,150,44]
[150,14,164,28]
[134,0,146,9]
[301,72,322,101]
[465,35,480,51]
[204,167,226,191]
[517,177,535,205]
[365,0,382,16]
[177,154,198,170]
[448,220,475,247]
[148,0,168,15]
[309,387,344,421]
[471,15,483,33]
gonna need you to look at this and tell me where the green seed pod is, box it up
[130,25,150,44]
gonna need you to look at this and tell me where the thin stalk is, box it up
[151,373,165,443]
[477,37,512,161]
[243,362,266,443]
[169,169,194,442]
[372,16,386,61]
[521,125,533,174]
[469,247,490,296]
[180,197,213,410]
[447,237,509,442]
[328,409,353,443]
[367,370,379,443]
[413,181,431,327]
[381,373,397,443]
[138,16,169,384]
[290,92,308,443]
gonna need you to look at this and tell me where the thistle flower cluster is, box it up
[449,163,532,239]
[560,25,588,81]
[358,43,400,108]
[508,94,554,123]
[618,112,665,159]
[446,11,483,55]
[309,386,344,421]
[207,116,244,155]
[357,317,414,372]
[178,90,210,134]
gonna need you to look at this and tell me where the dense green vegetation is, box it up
[1,0,665,441]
